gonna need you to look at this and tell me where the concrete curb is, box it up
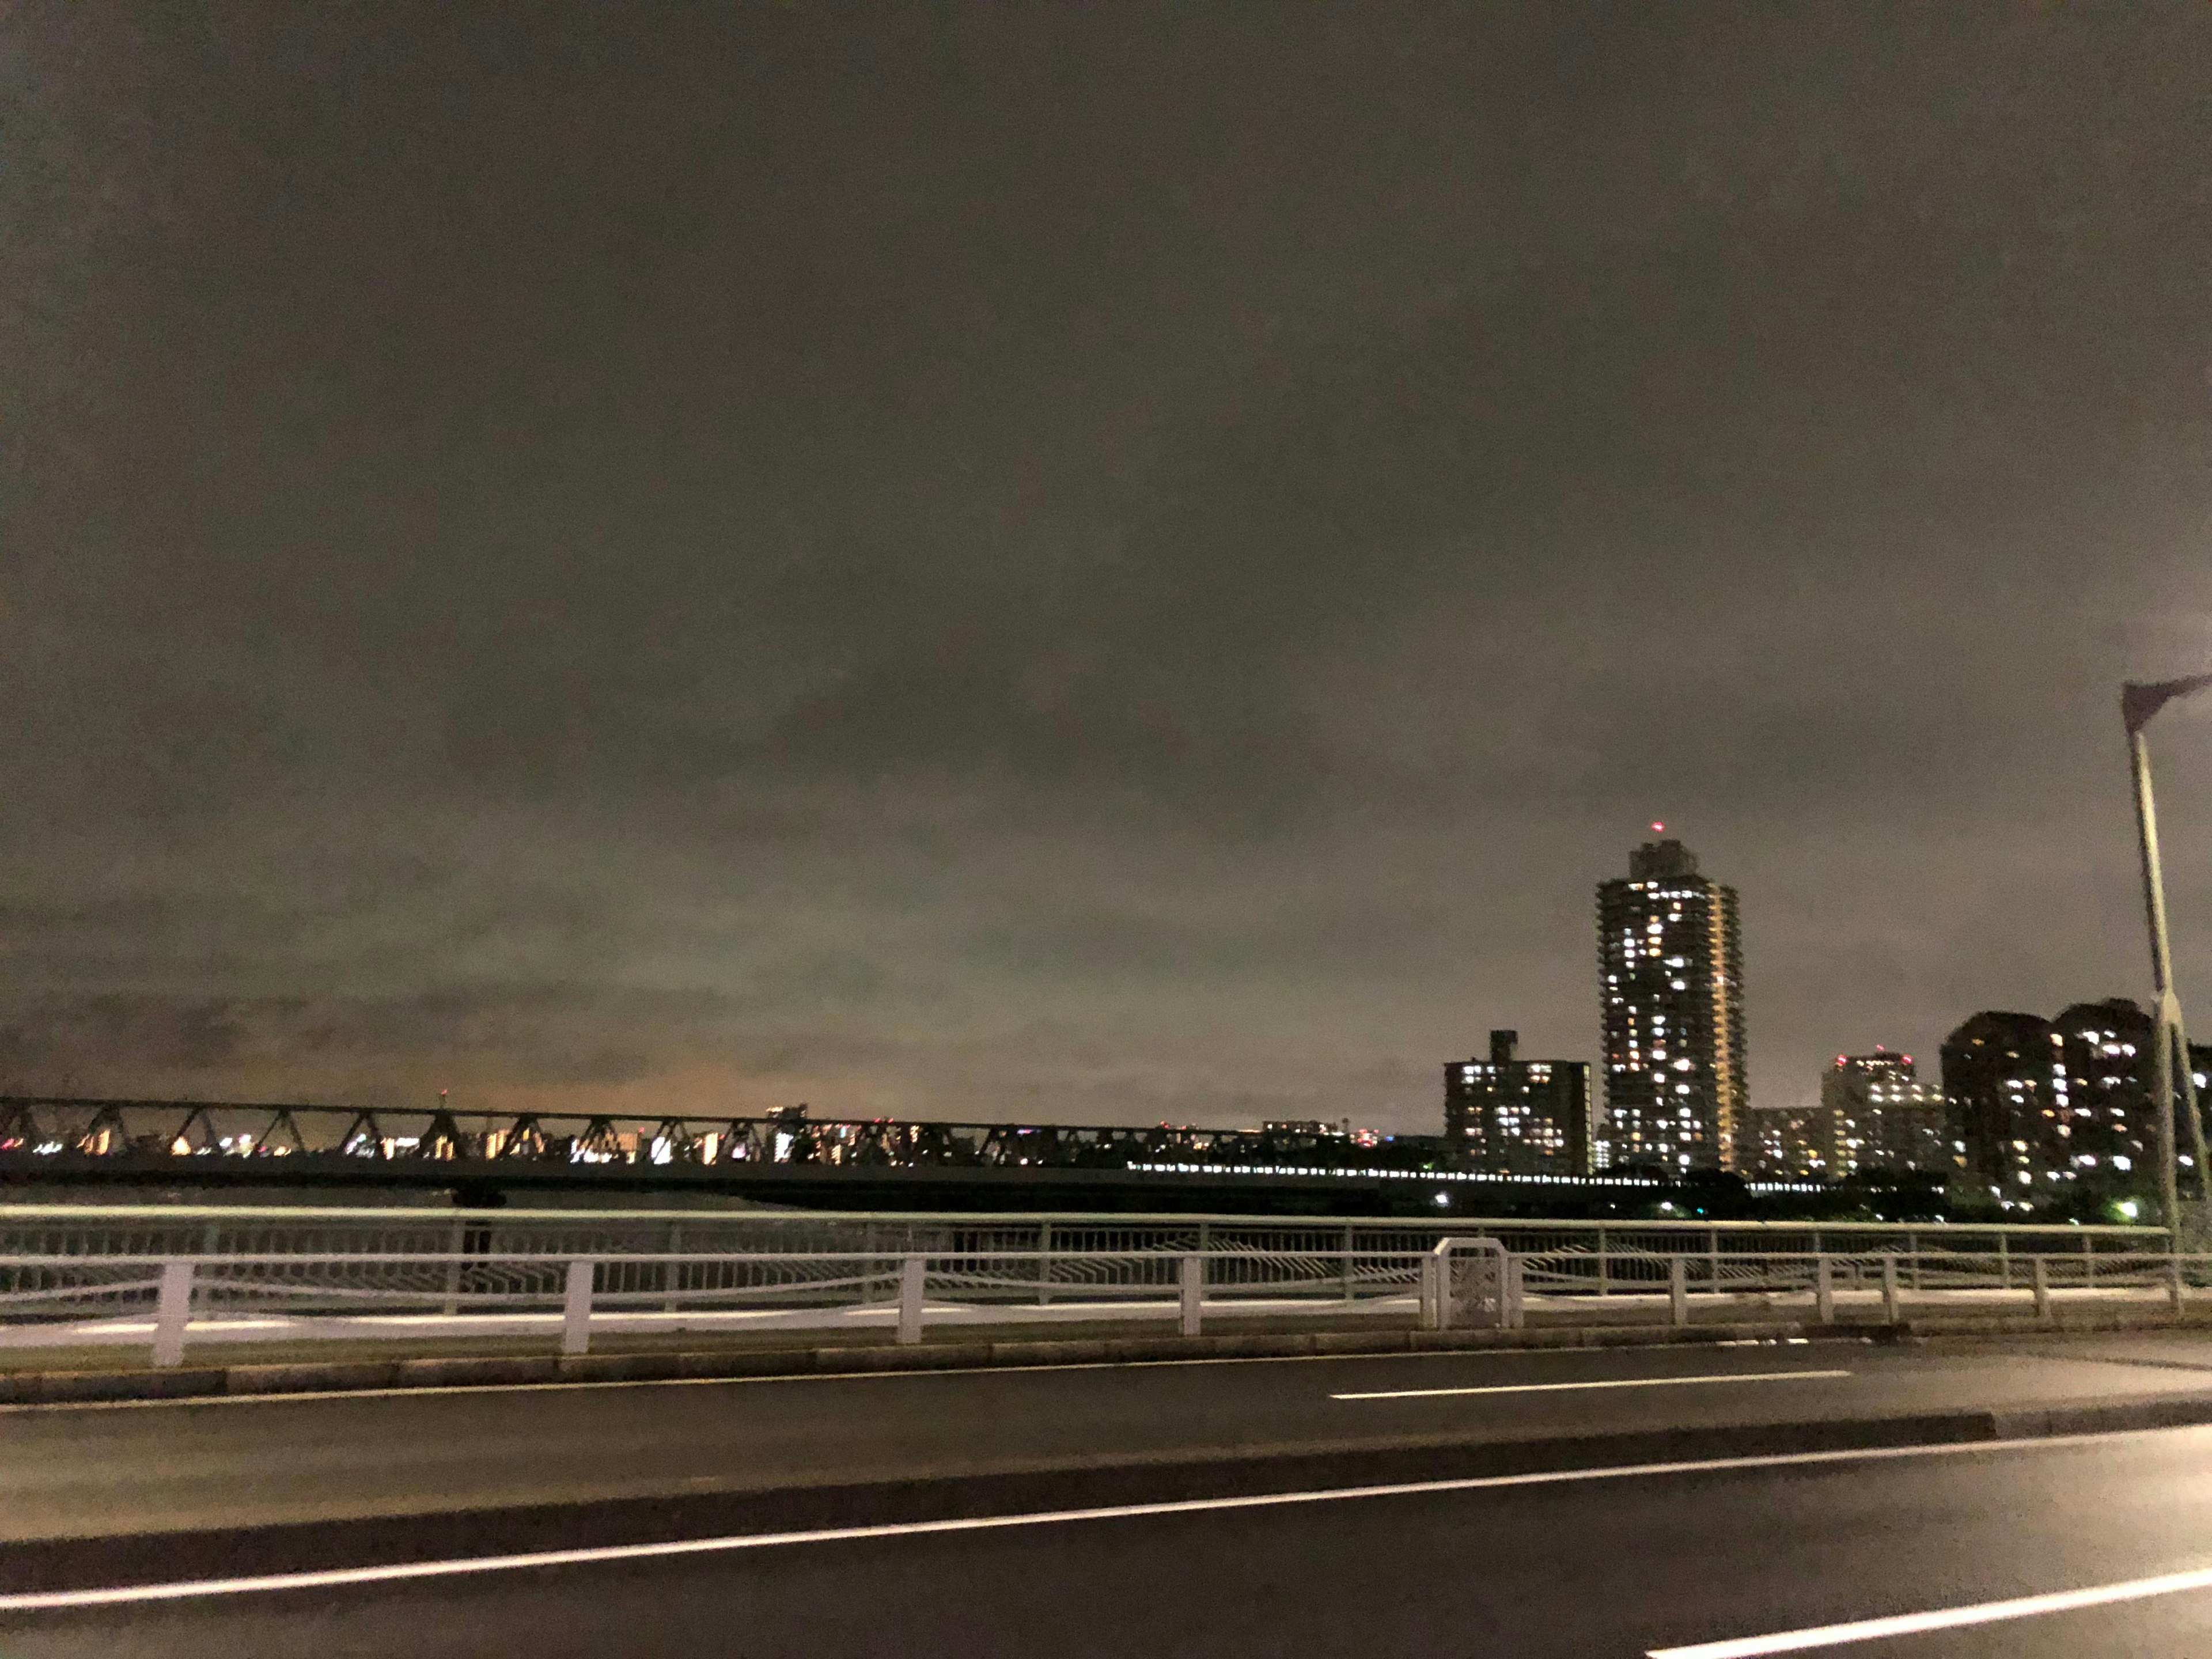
[5,1305,2212,1404]
[7,1386,2212,1596]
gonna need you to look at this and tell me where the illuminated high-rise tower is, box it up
[1594,836,1747,1172]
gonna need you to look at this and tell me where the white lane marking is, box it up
[1647,1564,2212,1657]
[0,1340,1838,1414]
[0,1427,2192,1613]
[1334,1369,1851,1401]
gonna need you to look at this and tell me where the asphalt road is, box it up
[9,1334,2212,1540]
[9,1335,2212,1656]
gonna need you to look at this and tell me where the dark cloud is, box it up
[4,3,2211,1128]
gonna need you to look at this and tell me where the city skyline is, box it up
[13,12,2212,1651]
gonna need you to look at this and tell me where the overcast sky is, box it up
[6,4,2212,1131]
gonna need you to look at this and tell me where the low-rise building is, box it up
[1822,1049,1945,1175]
[1745,1105,1825,1179]
[1445,1030,1592,1176]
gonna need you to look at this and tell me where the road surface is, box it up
[7,1333,2212,1655]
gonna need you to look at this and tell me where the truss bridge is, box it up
[0,1096,1703,1217]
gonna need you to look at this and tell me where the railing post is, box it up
[1503,1253,1525,1330]
[1881,1254,1900,1325]
[2032,1256,2051,1324]
[442,1217,463,1316]
[1426,1238,1453,1331]
[1998,1232,2011,1290]
[1907,1232,1922,1291]
[1179,1253,1203,1337]
[2085,1234,2097,1289]
[2170,1254,2186,1313]
[561,1259,594,1355]
[1707,1227,1721,1296]
[1342,1222,1355,1302]
[1814,1254,1834,1325]
[152,1259,194,1368]
[1038,1220,1054,1306]
[898,1255,926,1345]
[1595,1226,1608,1297]
[1669,1255,1687,1327]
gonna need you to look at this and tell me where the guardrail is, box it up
[0,1243,1452,1365]
[5,1234,2203,1368]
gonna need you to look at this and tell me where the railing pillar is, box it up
[1881,1255,1900,1325]
[1038,1221,1054,1305]
[1998,1232,2011,1290]
[1179,1253,1203,1338]
[2170,1255,2186,1313]
[442,1217,463,1316]
[1342,1222,1355,1302]
[561,1258,594,1356]
[1595,1227,1608,1297]
[152,1259,194,1368]
[898,1255,926,1346]
[2032,1256,2051,1324]
[1669,1255,1687,1327]
[1503,1253,1525,1330]
[1814,1254,1833,1325]
[1424,1238,1452,1331]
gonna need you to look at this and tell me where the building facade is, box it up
[1745,1106,1824,1179]
[1941,1009,2055,1197]
[1594,838,1748,1172]
[1942,998,2212,1208]
[2047,999,2158,1191]
[1820,1049,1945,1175]
[1445,1030,1591,1176]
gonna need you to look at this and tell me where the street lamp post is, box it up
[2123,673,2212,1243]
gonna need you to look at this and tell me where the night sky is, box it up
[6,5,2212,1131]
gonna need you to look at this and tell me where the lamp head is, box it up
[2123,672,2212,735]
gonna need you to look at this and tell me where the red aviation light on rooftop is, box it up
[1651,821,1665,832]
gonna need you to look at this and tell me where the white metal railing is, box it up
[0,1244,1446,1366]
[4,1237,2202,1369]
